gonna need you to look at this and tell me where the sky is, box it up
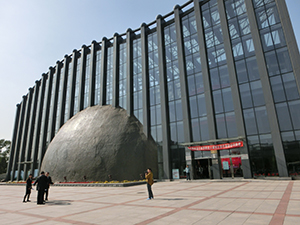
[0,0,299,141]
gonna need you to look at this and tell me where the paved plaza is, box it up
[0,180,299,225]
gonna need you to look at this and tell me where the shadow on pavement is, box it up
[45,200,72,206]
[155,198,185,201]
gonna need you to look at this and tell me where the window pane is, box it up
[191,118,201,142]
[288,100,300,130]
[222,88,234,112]
[236,60,248,84]
[255,106,271,133]
[251,80,265,106]
[213,90,223,113]
[246,57,260,81]
[240,83,253,108]
[216,114,227,138]
[189,96,198,118]
[265,51,280,76]
[270,76,286,103]
[276,48,293,74]
[244,109,258,135]
[226,112,238,137]
[276,102,293,131]
[197,94,207,117]
[282,73,300,101]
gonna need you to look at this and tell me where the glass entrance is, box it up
[194,158,212,179]
[220,149,243,178]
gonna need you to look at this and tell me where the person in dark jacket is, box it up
[45,172,54,201]
[33,171,48,204]
[23,174,33,203]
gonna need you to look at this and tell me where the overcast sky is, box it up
[0,0,299,141]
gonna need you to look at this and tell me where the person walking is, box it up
[23,174,33,203]
[185,165,191,180]
[33,171,48,204]
[145,168,154,200]
[45,172,54,201]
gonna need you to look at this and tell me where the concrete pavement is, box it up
[0,180,299,225]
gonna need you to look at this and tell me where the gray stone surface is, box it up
[41,105,158,182]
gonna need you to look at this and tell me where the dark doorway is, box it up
[194,159,211,179]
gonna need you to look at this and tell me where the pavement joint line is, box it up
[269,181,294,225]
[134,181,250,224]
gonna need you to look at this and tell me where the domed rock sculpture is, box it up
[41,105,158,182]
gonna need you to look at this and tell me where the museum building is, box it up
[6,0,300,181]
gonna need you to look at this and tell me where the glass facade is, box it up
[7,0,300,181]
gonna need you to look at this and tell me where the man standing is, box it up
[33,171,48,204]
[45,172,54,201]
[23,174,33,203]
[145,168,154,200]
[185,165,191,180]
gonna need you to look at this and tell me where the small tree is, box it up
[0,139,11,174]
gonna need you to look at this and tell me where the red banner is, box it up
[188,141,243,151]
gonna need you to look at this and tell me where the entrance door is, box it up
[194,159,211,179]
[220,150,243,178]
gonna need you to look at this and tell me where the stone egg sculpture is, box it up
[41,105,158,182]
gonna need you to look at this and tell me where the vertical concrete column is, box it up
[275,0,300,91]
[245,0,288,177]
[6,104,21,181]
[141,23,150,138]
[11,95,27,181]
[37,67,55,171]
[100,37,108,106]
[17,88,34,180]
[174,5,194,179]
[23,81,40,177]
[78,45,88,112]
[217,0,252,178]
[156,15,172,179]
[126,29,134,116]
[193,0,220,179]
[49,61,62,141]
[67,50,79,119]
[89,41,98,107]
[112,33,120,107]
[58,55,70,128]
[174,5,192,144]
[30,74,47,177]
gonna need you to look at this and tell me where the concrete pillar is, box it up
[30,74,47,177]
[112,33,120,107]
[193,0,220,179]
[49,61,62,142]
[17,88,33,180]
[100,37,108,106]
[23,81,40,178]
[174,5,192,143]
[37,67,55,171]
[57,55,70,129]
[217,0,252,178]
[245,0,288,177]
[11,95,27,181]
[78,45,88,112]
[67,50,79,119]
[156,15,172,179]
[141,23,150,138]
[88,41,98,107]
[6,104,21,181]
[126,29,134,116]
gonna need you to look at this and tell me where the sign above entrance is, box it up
[188,141,243,151]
